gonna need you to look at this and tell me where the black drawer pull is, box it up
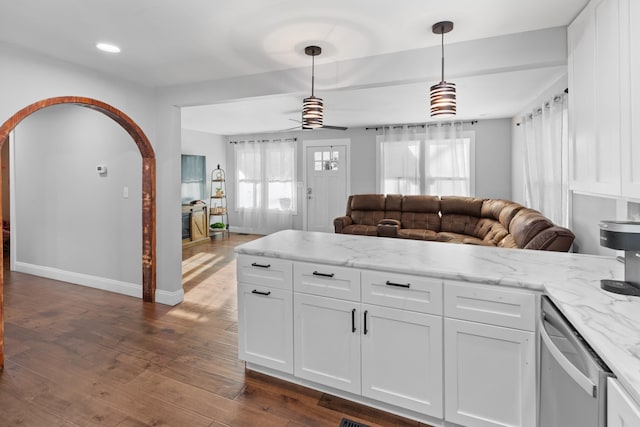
[386,280,411,288]
[251,262,271,269]
[364,310,368,335]
[351,308,356,333]
[251,290,271,296]
[313,271,335,278]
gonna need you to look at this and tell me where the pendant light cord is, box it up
[440,25,445,83]
[311,53,315,97]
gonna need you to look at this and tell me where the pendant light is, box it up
[302,45,324,129]
[430,21,456,117]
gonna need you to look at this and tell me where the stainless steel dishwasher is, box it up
[539,296,612,427]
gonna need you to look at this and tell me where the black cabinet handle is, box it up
[313,271,335,278]
[364,310,368,335]
[351,308,356,333]
[251,262,271,269]
[386,280,411,288]
[251,290,271,296]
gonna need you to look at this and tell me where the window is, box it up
[378,128,474,196]
[181,154,206,203]
[234,139,296,212]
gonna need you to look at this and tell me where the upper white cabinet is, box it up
[620,0,640,197]
[569,0,640,198]
[568,0,622,196]
[608,378,640,427]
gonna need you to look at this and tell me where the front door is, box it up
[304,140,349,232]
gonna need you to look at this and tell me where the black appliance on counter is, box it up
[599,221,640,296]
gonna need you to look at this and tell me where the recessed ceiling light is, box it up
[96,43,121,53]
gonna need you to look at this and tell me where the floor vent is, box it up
[338,418,370,427]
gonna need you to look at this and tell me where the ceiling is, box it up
[0,0,589,135]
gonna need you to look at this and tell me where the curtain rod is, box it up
[228,137,297,144]
[365,120,478,131]
[515,89,568,126]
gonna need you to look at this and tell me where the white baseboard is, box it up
[13,262,184,306]
[155,288,184,306]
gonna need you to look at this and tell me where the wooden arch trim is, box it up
[0,96,157,371]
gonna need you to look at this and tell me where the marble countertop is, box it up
[236,230,640,406]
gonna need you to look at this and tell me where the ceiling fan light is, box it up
[302,96,324,129]
[430,81,457,116]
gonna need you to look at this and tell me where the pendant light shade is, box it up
[430,21,456,117]
[302,45,324,129]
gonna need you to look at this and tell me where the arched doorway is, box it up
[0,96,156,371]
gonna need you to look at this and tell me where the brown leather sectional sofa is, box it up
[333,194,575,251]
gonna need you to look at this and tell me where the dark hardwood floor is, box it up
[0,234,432,427]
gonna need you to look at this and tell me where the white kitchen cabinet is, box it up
[608,378,640,427]
[237,283,293,373]
[443,282,536,427]
[620,0,640,198]
[293,292,361,394]
[236,255,294,374]
[361,304,443,417]
[568,0,622,196]
[444,318,536,427]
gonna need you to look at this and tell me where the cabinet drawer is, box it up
[444,281,536,331]
[294,262,360,301]
[362,271,443,315]
[237,255,293,290]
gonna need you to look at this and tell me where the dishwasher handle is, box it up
[539,317,597,397]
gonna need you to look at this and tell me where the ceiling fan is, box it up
[283,45,348,132]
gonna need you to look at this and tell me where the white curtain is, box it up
[233,138,296,234]
[378,122,471,196]
[379,125,420,194]
[424,122,469,196]
[522,93,568,226]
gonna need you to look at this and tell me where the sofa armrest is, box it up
[377,219,400,238]
[523,226,575,252]
[334,216,353,233]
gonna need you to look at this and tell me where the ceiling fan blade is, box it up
[322,125,348,131]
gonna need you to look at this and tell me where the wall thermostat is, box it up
[97,165,107,174]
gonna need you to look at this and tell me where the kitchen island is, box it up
[235,230,639,426]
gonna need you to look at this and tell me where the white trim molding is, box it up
[13,262,184,306]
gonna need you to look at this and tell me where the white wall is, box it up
[0,42,183,304]
[13,105,142,288]
[571,194,617,256]
[473,119,513,199]
[181,129,227,201]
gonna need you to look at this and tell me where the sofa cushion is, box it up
[351,209,385,226]
[342,224,378,236]
[481,199,524,229]
[385,194,403,221]
[398,229,438,241]
[401,195,441,231]
[348,194,386,226]
[509,208,554,248]
[472,218,510,245]
[436,232,494,246]
[441,196,484,217]
[351,194,386,211]
[497,234,519,249]
[440,214,479,235]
